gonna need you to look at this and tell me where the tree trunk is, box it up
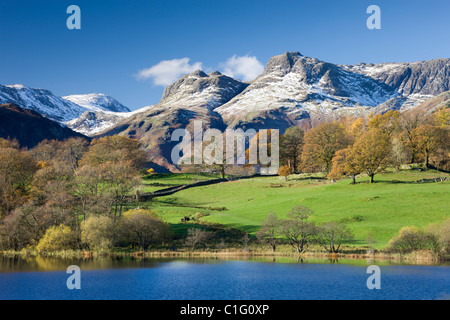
[370,174,374,183]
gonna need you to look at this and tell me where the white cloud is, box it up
[221,55,264,81]
[136,58,203,86]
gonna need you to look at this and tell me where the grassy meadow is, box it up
[143,169,450,249]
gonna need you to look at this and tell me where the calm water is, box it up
[0,256,449,300]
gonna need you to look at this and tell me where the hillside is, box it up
[145,169,450,249]
[0,103,88,148]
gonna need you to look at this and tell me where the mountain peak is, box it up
[262,51,306,76]
[190,70,209,77]
[284,51,303,57]
[208,71,222,76]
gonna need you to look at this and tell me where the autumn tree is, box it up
[245,129,279,174]
[348,117,367,140]
[73,165,111,220]
[76,136,145,219]
[413,124,447,167]
[80,135,147,169]
[81,216,116,252]
[278,165,293,181]
[434,107,450,128]
[31,138,89,173]
[390,136,408,171]
[398,110,425,163]
[280,126,304,172]
[0,206,38,250]
[103,161,142,219]
[350,128,391,183]
[120,209,172,251]
[387,226,439,254]
[328,148,360,184]
[301,122,349,174]
[35,224,79,254]
[368,110,400,135]
[0,138,20,149]
[0,146,37,215]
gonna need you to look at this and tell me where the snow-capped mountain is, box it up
[158,70,249,111]
[216,52,419,129]
[0,84,88,122]
[2,51,448,170]
[343,58,450,97]
[66,105,153,136]
[0,84,133,124]
[62,93,131,113]
[98,51,449,171]
[97,70,248,170]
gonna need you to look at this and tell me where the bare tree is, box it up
[280,206,317,254]
[317,222,353,253]
[256,212,280,252]
[185,228,212,251]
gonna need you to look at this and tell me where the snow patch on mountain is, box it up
[62,93,131,113]
[66,105,153,136]
[215,53,399,123]
[0,84,88,122]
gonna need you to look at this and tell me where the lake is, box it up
[0,256,449,300]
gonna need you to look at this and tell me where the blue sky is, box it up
[0,0,449,110]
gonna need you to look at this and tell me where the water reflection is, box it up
[0,255,165,273]
[1,254,447,273]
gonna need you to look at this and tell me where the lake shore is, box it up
[1,247,448,266]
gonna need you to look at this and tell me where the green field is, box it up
[144,169,450,249]
[142,172,221,192]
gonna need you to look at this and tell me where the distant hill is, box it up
[0,103,89,148]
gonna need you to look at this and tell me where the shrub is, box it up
[425,218,450,255]
[387,226,439,254]
[81,216,116,253]
[36,224,78,254]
